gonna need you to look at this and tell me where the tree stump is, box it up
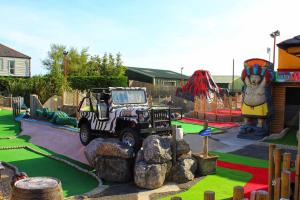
[10,177,64,200]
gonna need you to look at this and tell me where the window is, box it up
[163,81,176,86]
[8,60,15,75]
[0,58,3,71]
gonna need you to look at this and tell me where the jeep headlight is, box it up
[137,110,149,122]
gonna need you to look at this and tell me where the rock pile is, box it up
[134,135,172,189]
[84,135,201,188]
[168,139,197,183]
[84,138,135,183]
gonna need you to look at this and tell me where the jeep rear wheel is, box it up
[121,128,141,149]
[80,123,93,145]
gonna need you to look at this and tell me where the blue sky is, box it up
[1,0,300,76]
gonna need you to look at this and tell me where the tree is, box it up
[43,44,126,77]
[43,44,89,76]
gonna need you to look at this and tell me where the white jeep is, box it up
[78,87,176,148]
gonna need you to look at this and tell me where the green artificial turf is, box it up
[171,121,220,134]
[161,167,252,200]
[212,151,269,168]
[0,109,20,138]
[264,128,298,146]
[0,109,98,197]
[0,149,98,197]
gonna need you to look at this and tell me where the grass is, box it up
[0,109,98,197]
[212,151,269,168]
[161,167,252,200]
[0,109,21,138]
[264,128,298,146]
[171,120,221,134]
[161,152,268,200]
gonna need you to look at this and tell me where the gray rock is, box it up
[176,139,190,156]
[95,156,133,183]
[135,149,144,163]
[96,140,135,159]
[134,161,167,189]
[177,151,192,161]
[143,135,172,164]
[169,158,197,183]
[84,138,105,167]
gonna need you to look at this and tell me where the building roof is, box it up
[212,75,240,83]
[126,66,189,79]
[277,35,300,50]
[0,44,31,59]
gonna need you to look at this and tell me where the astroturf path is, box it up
[217,160,268,198]
[180,117,239,128]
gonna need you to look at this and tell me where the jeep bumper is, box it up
[139,127,171,136]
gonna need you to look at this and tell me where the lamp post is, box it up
[62,51,68,109]
[180,67,184,86]
[270,30,280,66]
[63,51,69,81]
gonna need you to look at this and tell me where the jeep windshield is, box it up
[111,89,147,104]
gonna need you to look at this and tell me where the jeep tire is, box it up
[80,123,93,145]
[121,128,142,149]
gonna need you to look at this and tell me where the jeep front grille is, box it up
[150,108,171,130]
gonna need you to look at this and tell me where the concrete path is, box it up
[185,127,259,153]
[20,120,88,165]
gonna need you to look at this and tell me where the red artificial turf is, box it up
[218,160,268,197]
[217,160,295,198]
[180,117,239,128]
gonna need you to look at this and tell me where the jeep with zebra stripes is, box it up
[78,87,174,148]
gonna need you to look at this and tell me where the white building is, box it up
[0,44,31,77]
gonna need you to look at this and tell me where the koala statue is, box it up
[239,58,273,138]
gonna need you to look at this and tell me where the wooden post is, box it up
[250,191,257,200]
[298,111,300,153]
[294,154,300,200]
[171,197,182,200]
[274,178,281,200]
[268,144,275,200]
[280,170,290,199]
[171,125,177,165]
[76,90,80,120]
[274,148,282,200]
[282,152,291,171]
[204,191,215,200]
[274,148,282,179]
[203,120,209,158]
[233,186,244,200]
[256,190,269,200]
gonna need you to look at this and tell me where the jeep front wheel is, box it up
[121,128,141,149]
[80,123,93,145]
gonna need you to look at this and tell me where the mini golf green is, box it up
[161,167,252,200]
[161,152,268,200]
[0,109,20,138]
[0,148,98,197]
[0,110,98,197]
[171,120,220,134]
[265,128,298,146]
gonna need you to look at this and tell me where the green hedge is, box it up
[68,76,128,90]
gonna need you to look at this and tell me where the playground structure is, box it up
[176,70,242,122]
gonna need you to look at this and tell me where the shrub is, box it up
[68,75,128,91]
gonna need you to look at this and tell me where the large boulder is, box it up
[169,158,197,183]
[143,135,172,164]
[134,161,167,189]
[96,140,135,159]
[176,139,190,156]
[84,138,105,167]
[95,156,133,182]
